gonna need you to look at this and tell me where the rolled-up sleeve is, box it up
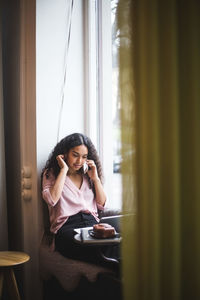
[42,171,57,207]
[96,201,106,211]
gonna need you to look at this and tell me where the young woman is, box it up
[41,133,117,266]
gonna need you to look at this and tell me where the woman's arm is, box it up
[93,178,106,206]
[49,155,68,204]
[87,160,106,206]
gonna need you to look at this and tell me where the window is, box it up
[85,0,122,210]
[111,0,122,210]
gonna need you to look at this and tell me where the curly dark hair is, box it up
[41,133,104,190]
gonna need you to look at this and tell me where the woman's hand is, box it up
[86,160,99,182]
[56,154,69,174]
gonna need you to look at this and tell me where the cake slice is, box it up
[93,223,115,238]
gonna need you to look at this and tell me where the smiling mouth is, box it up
[74,164,81,168]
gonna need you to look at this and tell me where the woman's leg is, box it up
[55,212,121,270]
[55,212,100,264]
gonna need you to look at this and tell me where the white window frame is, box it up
[84,0,114,207]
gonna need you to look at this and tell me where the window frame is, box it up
[84,0,114,207]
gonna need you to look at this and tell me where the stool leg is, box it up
[0,269,4,298]
[4,268,21,300]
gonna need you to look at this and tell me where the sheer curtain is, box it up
[118,0,200,299]
[0,7,8,250]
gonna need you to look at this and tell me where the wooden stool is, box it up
[0,251,30,300]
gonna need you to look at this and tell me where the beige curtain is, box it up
[118,0,200,299]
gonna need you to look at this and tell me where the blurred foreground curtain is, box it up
[118,0,200,299]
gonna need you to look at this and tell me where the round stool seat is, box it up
[0,251,30,267]
[0,251,30,300]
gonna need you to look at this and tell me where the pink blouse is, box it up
[42,171,105,234]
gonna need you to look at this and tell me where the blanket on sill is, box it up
[39,234,114,292]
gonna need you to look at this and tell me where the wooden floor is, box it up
[43,273,123,300]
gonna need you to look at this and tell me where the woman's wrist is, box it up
[93,177,101,184]
[60,166,68,175]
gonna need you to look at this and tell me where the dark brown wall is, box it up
[2,0,23,251]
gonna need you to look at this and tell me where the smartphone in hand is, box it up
[83,162,88,174]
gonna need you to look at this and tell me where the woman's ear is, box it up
[64,153,68,162]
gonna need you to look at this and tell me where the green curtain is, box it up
[118,0,200,299]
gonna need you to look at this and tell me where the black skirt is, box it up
[55,211,120,268]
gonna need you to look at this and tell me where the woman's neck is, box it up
[67,169,81,176]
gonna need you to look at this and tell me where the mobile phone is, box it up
[83,162,88,174]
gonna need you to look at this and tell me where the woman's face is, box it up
[65,145,88,172]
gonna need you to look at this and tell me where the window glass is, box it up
[111,0,122,210]
[87,0,122,210]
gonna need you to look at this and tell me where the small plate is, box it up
[88,229,120,239]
